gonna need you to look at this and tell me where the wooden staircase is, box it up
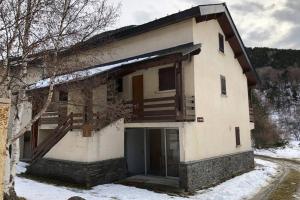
[31,113,74,164]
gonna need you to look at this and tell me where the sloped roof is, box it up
[28,43,201,90]
[64,3,258,85]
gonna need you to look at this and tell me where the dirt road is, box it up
[252,155,300,200]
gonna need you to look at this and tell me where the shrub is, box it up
[251,93,285,148]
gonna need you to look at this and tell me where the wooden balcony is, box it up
[39,95,195,131]
[249,107,254,122]
[40,112,107,130]
[127,95,195,122]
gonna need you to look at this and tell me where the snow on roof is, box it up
[28,55,158,90]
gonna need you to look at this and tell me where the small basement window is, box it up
[220,75,227,95]
[235,127,241,146]
[59,91,68,102]
[159,66,175,91]
[219,33,224,53]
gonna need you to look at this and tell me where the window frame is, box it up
[219,33,224,53]
[158,66,176,91]
[220,75,227,96]
[235,127,241,146]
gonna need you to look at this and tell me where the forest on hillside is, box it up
[248,47,300,146]
[247,47,300,69]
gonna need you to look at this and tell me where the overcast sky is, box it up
[110,0,300,49]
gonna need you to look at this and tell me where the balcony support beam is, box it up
[175,61,184,121]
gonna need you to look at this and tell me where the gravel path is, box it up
[253,155,300,200]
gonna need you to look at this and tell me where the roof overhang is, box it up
[28,43,201,91]
[71,3,258,86]
[196,4,259,86]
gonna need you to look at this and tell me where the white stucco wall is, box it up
[62,19,194,71]
[45,119,124,162]
[122,60,194,102]
[92,84,107,113]
[179,19,252,162]
[122,64,176,101]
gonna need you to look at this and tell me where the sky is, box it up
[110,0,300,49]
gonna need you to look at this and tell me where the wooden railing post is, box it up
[70,112,73,130]
[175,61,184,121]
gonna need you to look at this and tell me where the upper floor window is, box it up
[116,78,123,93]
[159,66,175,91]
[235,127,241,146]
[220,75,227,95]
[219,33,224,53]
[59,91,68,102]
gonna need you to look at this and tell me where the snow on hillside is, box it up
[255,140,300,160]
[16,159,279,200]
[256,81,300,141]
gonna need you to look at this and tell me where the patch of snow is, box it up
[191,159,279,200]
[255,140,300,160]
[29,55,158,90]
[16,162,29,174]
[15,158,279,200]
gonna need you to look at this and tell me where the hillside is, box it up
[247,47,300,142]
[247,47,300,69]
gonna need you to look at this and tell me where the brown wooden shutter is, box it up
[219,33,224,53]
[235,127,241,146]
[159,66,175,91]
[59,91,68,102]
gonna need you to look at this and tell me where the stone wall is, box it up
[27,157,127,187]
[179,151,254,191]
[0,98,10,199]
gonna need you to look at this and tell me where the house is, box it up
[25,3,258,192]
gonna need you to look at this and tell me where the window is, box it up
[219,33,224,53]
[59,91,68,102]
[220,75,227,95]
[116,78,123,93]
[159,66,175,91]
[235,127,241,146]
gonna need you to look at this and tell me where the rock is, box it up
[68,196,86,200]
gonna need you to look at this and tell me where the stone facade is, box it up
[179,151,254,191]
[27,157,127,187]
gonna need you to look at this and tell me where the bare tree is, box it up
[0,0,120,198]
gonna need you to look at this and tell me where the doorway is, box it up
[125,128,179,177]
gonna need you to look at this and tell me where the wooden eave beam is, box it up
[234,52,243,59]
[27,52,197,93]
[225,33,235,41]
[243,68,252,74]
[110,53,184,78]
[195,13,222,23]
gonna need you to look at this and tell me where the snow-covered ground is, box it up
[255,141,300,161]
[15,159,279,200]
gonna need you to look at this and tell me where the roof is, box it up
[28,43,201,90]
[63,3,258,85]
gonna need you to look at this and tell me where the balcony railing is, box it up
[127,95,195,122]
[39,95,196,130]
[40,112,108,130]
[249,107,254,122]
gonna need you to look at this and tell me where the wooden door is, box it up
[132,75,144,119]
[149,130,163,175]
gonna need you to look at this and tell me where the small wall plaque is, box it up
[197,117,204,122]
[82,123,93,137]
